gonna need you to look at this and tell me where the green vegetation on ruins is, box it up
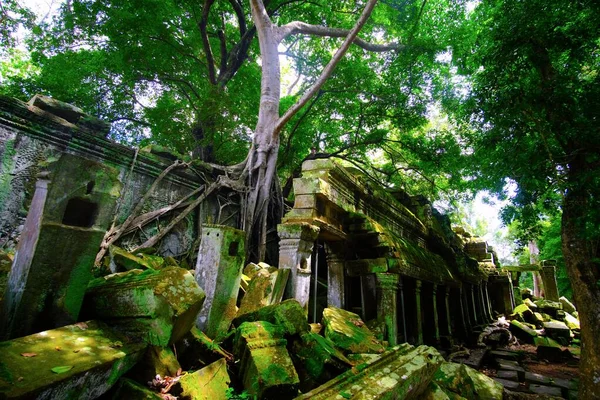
[1,0,599,396]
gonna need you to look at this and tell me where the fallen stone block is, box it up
[509,320,537,344]
[171,358,230,400]
[534,336,563,362]
[238,269,273,316]
[551,377,578,391]
[0,320,145,399]
[322,307,385,354]
[493,377,520,391]
[534,300,562,318]
[419,381,455,400]
[290,331,352,391]
[524,372,552,385]
[563,312,580,330]
[497,370,519,380]
[523,298,537,309]
[431,361,504,400]
[234,321,299,399]
[110,378,162,399]
[529,384,562,397]
[233,299,309,336]
[559,297,576,314]
[543,320,571,345]
[84,267,206,346]
[295,344,443,400]
[109,245,154,271]
[489,350,521,361]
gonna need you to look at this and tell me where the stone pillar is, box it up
[484,282,494,321]
[399,277,408,342]
[445,287,453,336]
[325,243,345,309]
[471,284,480,325]
[479,284,490,322]
[195,225,245,339]
[459,287,471,337]
[540,260,560,301]
[415,279,424,345]
[432,284,440,344]
[376,273,399,346]
[277,223,320,309]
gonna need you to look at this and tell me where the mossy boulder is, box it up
[559,296,576,314]
[564,312,580,330]
[84,267,205,346]
[322,307,385,354]
[509,320,538,344]
[232,299,308,336]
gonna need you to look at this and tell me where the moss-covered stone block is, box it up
[432,362,503,400]
[171,358,230,400]
[233,299,309,336]
[509,320,538,344]
[84,267,205,346]
[128,346,181,383]
[564,312,580,330]
[295,344,443,400]
[322,307,385,354]
[234,322,299,399]
[0,320,145,399]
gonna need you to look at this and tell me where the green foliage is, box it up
[0,0,35,56]
[225,387,250,400]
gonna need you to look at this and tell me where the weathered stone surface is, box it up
[1,154,122,339]
[542,321,571,345]
[234,321,299,399]
[195,225,245,340]
[0,321,145,399]
[489,350,521,361]
[238,269,273,317]
[523,298,537,309]
[559,296,576,314]
[497,370,519,380]
[322,307,385,354]
[551,377,578,391]
[493,377,520,390]
[290,331,352,390]
[534,300,562,318]
[419,381,456,400]
[295,345,443,400]
[171,358,230,400]
[534,336,563,361]
[128,346,181,384]
[233,299,309,336]
[432,362,503,400]
[111,378,163,399]
[564,312,580,330]
[109,245,154,271]
[524,372,552,385]
[509,320,538,344]
[529,384,562,397]
[174,326,232,370]
[84,267,205,346]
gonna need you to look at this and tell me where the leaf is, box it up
[20,352,37,357]
[51,366,73,374]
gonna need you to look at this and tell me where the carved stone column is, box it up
[432,283,440,344]
[277,223,320,309]
[325,243,345,309]
[541,260,560,301]
[445,286,453,336]
[376,273,400,346]
[459,287,471,337]
[471,284,480,325]
[478,284,490,322]
[484,282,494,321]
[399,277,408,342]
[415,279,424,345]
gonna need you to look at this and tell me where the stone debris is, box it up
[170,358,230,400]
[425,361,504,399]
[83,267,206,346]
[0,321,146,399]
[321,307,386,354]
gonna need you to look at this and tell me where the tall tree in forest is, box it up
[448,0,600,395]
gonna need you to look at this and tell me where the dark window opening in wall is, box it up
[62,197,98,227]
[86,180,95,194]
[229,241,239,256]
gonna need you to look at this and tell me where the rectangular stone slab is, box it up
[294,344,444,400]
[0,320,145,399]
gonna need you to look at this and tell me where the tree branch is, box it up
[275,0,381,136]
[199,0,218,85]
[279,21,403,52]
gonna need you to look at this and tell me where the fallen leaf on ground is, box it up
[51,366,73,374]
[20,353,37,357]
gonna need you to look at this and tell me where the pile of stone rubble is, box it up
[0,247,509,400]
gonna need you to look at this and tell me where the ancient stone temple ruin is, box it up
[0,95,579,399]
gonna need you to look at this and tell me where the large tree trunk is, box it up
[561,155,600,399]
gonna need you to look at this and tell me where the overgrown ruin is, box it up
[0,95,580,399]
